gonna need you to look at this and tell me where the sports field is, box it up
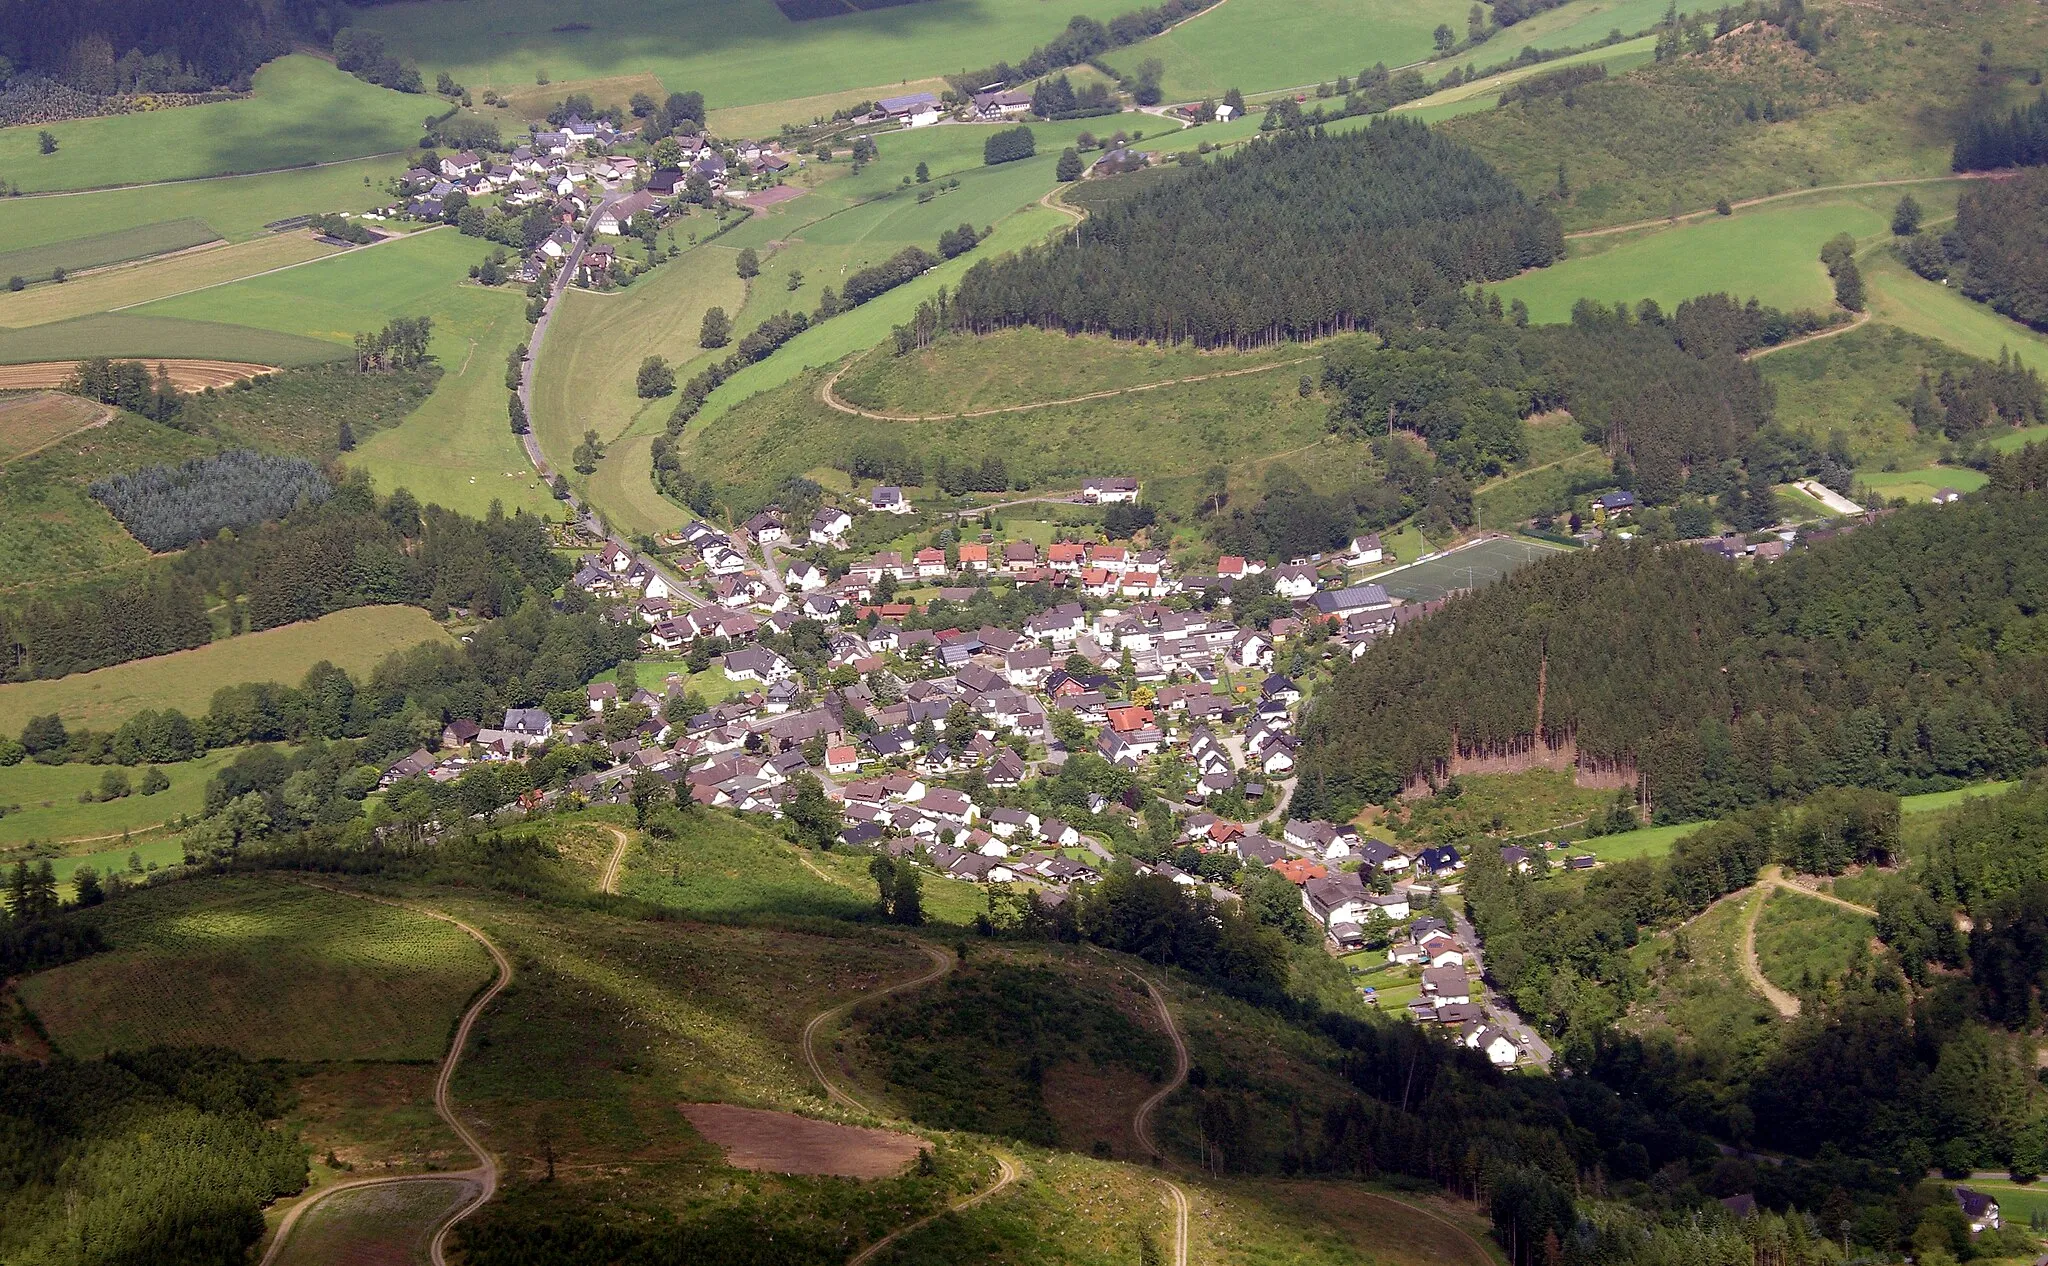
[19,877,494,1061]
[1371,535,1569,603]
[0,155,411,256]
[0,605,451,730]
[0,57,426,192]
[1496,194,1894,323]
[0,219,222,288]
[0,234,341,330]
[353,0,1133,112]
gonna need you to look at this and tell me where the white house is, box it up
[1273,565,1318,601]
[1464,1023,1519,1067]
[878,91,942,127]
[1346,534,1384,568]
[1082,476,1140,503]
[785,561,827,591]
[870,485,911,514]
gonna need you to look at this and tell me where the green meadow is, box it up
[133,229,554,517]
[0,155,410,256]
[0,748,242,848]
[1496,193,1899,323]
[1862,251,2048,366]
[0,219,221,286]
[0,313,347,366]
[0,57,427,192]
[353,0,1132,112]
[1099,0,1471,102]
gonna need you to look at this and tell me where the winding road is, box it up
[795,941,1025,1262]
[261,885,513,1266]
[1737,868,1877,1019]
[1110,957,1193,1266]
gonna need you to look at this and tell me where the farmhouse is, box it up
[879,92,942,126]
[1082,476,1140,503]
[971,88,1034,119]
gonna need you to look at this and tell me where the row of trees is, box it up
[953,122,1564,348]
[1295,476,2048,821]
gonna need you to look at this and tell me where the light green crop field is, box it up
[355,0,1131,111]
[19,877,494,1061]
[0,57,427,192]
[0,155,411,256]
[0,748,241,848]
[0,605,451,730]
[1496,195,1893,323]
[1099,0,1470,102]
[0,219,221,287]
[0,312,348,366]
[132,229,554,517]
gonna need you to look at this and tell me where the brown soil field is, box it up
[0,359,275,391]
[678,1103,924,1178]
[0,390,111,463]
[1042,1061,1154,1160]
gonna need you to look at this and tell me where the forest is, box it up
[1293,466,2048,821]
[0,0,290,97]
[90,450,332,553]
[951,122,1564,348]
[1942,170,2048,332]
[1,476,567,681]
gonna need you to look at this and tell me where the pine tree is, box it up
[337,420,356,452]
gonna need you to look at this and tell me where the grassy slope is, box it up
[0,746,240,847]
[0,605,451,730]
[1097,0,1472,102]
[1753,888,1874,996]
[1399,39,1660,123]
[0,155,411,256]
[133,229,554,517]
[0,57,426,192]
[19,876,493,1060]
[354,0,1133,113]
[1627,889,1780,1058]
[0,411,216,591]
[1760,323,1980,472]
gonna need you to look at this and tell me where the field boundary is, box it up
[106,228,424,315]
[259,881,513,1266]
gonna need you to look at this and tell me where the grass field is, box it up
[0,312,347,367]
[131,229,554,517]
[0,155,411,256]
[1863,251,2048,366]
[1496,193,1899,323]
[1398,38,1660,124]
[0,57,426,192]
[0,605,451,730]
[354,0,1134,113]
[1754,888,1874,997]
[20,877,494,1060]
[1898,782,2014,814]
[1369,536,1569,603]
[1098,0,1472,102]
[45,834,190,894]
[0,233,342,331]
[0,219,221,288]
[1854,464,1987,507]
[1576,821,1704,861]
[0,391,106,463]
[0,747,241,847]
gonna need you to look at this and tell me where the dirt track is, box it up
[0,359,276,391]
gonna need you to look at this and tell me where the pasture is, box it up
[0,605,451,730]
[130,228,553,517]
[0,234,342,331]
[0,313,346,367]
[1100,0,1472,102]
[1370,535,1569,603]
[1397,38,1659,123]
[1753,889,1874,997]
[1495,193,1898,323]
[20,877,495,1060]
[0,155,410,256]
[0,747,240,848]
[0,219,221,288]
[1862,251,2048,366]
[353,0,1133,112]
[1854,464,1987,507]
[0,57,426,192]
[0,392,108,464]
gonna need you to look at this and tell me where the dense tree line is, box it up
[1,477,566,681]
[1941,170,2048,331]
[90,450,332,552]
[953,122,1564,348]
[65,356,181,422]
[1295,480,2048,820]
[0,0,289,95]
[0,1047,306,1265]
[981,124,1035,164]
[329,25,420,92]
[1952,91,2048,172]
[1495,62,1607,106]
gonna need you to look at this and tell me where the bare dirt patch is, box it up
[678,1102,924,1178]
[730,184,808,210]
[0,359,274,392]
[1041,1060,1153,1160]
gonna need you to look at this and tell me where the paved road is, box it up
[514,189,707,608]
[1446,901,1555,1068]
